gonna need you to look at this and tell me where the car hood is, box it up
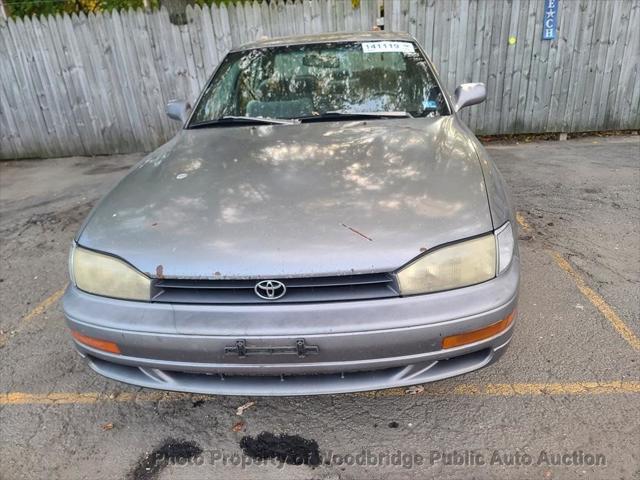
[78,116,493,278]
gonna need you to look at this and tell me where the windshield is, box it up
[189,41,449,126]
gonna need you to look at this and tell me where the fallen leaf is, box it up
[231,421,246,432]
[405,385,424,395]
[101,422,114,431]
[236,401,256,416]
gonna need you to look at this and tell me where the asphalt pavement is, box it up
[0,135,638,480]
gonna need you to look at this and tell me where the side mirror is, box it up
[166,100,192,123]
[453,83,486,112]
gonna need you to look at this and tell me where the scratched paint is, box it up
[340,223,373,242]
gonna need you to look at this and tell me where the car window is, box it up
[190,41,449,124]
[194,60,240,120]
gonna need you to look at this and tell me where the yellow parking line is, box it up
[22,284,68,322]
[0,391,167,405]
[1,284,70,347]
[550,251,640,351]
[1,381,639,405]
[357,381,640,398]
[516,211,638,351]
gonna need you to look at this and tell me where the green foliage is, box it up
[193,0,250,7]
[5,0,75,18]
[5,0,152,18]
[4,0,237,18]
[101,0,158,13]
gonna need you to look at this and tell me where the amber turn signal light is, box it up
[71,330,121,354]
[442,309,516,349]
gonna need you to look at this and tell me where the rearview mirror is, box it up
[453,83,486,112]
[166,100,192,123]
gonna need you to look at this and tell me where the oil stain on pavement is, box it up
[240,432,321,466]
[129,438,203,480]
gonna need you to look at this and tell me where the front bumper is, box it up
[62,260,519,396]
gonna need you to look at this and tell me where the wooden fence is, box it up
[385,0,640,136]
[0,0,379,158]
[0,0,638,159]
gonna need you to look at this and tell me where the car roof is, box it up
[231,31,416,52]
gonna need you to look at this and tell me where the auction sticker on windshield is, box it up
[362,41,416,53]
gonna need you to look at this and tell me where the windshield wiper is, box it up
[299,111,413,123]
[189,115,299,129]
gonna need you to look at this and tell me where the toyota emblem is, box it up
[254,280,286,300]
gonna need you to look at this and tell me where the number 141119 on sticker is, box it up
[362,42,416,54]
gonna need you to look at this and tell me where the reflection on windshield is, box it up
[190,41,449,125]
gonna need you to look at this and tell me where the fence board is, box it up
[0,20,22,158]
[568,1,595,132]
[543,0,566,131]
[530,1,551,133]
[1,0,638,159]
[586,0,614,131]
[8,17,52,156]
[498,0,518,133]
[576,0,603,131]
[521,0,542,134]
[476,0,493,133]
[618,0,639,129]
[490,0,510,134]
[556,0,580,131]
[25,16,65,155]
[596,0,621,131]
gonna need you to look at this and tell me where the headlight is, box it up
[396,233,497,295]
[495,221,514,274]
[71,245,151,301]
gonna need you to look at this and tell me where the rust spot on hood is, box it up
[156,265,164,278]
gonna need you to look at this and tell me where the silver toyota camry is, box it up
[63,32,519,396]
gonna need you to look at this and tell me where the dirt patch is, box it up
[240,432,320,466]
[0,201,94,241]
[128,438,203,480]
[28,203,92,230]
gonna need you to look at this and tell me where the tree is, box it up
[158,0,195,24]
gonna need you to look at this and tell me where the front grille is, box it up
[152,273,399,304]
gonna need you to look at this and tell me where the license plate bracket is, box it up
[224,339,319,358]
